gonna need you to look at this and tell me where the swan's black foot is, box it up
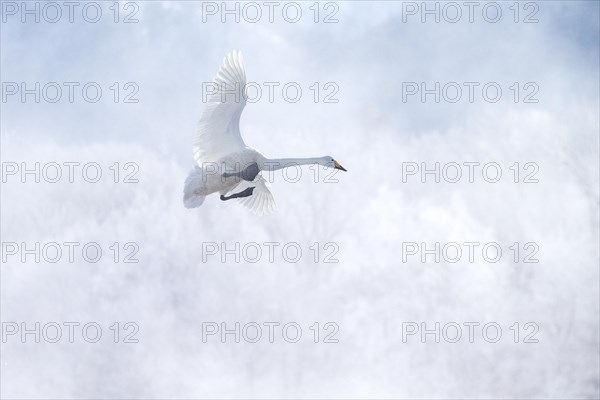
[220,187,255,201]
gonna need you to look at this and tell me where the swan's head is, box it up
[323,156,347,172]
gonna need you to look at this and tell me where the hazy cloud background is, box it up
[1,1,599,398]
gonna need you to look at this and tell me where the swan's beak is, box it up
[334,160,347,172]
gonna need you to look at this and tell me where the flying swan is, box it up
[183,51,346,215]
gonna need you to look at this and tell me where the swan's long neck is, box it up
[261,157,323,172]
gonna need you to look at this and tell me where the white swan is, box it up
[183,51,346,215]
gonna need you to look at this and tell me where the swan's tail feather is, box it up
[183,193,205,208]
[183,166,206,208]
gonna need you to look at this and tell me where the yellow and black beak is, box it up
[334,160,347,172]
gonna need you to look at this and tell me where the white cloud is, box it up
[1,1,598,398]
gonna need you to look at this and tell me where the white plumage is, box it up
[183,51,346,215]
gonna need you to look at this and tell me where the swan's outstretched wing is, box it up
[226,176,277,216]
[193,51,247,164]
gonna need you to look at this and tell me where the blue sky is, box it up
[1,1,599,398]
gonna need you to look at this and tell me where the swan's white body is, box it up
[183,51,345,215]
